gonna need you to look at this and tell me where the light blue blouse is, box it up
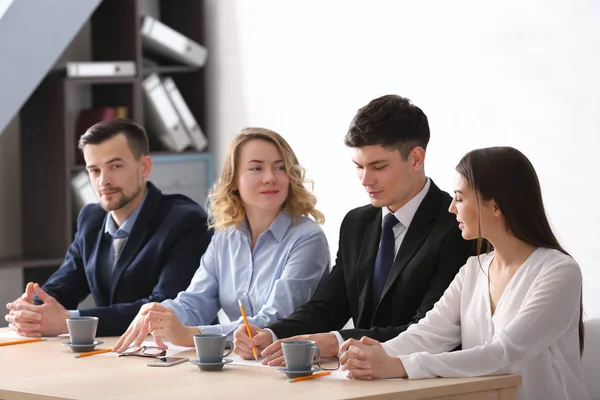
[162,212,330,338]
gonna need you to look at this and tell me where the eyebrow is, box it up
[352,159,388,167]
[86,157,124,169]
[247,159,284,164]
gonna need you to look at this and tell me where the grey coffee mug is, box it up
[193,334,233,363]
[66,316,98,345]
[281,340,321,371]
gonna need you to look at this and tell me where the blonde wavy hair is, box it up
[208,127,325,230]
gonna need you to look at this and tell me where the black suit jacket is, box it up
[37,182,213,336]
[269,180,473,342]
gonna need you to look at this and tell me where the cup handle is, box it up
[312,346,320,364]
[223,340,234,357]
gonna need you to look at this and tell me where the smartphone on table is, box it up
[146,356,189,367]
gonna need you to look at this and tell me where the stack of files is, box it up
[71,170,97,212]
[141,15,208,67]
[63,61,136,78]
[162,77,207,151]
[142,73,191,152]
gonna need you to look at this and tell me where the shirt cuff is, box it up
[400,353,433,379]
[331,331,345,357]
[68,310,81,318]
[264,328,277,342]
[197,324,222,336]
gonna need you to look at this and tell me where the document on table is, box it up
[321,370,404,381]
[322,369,350,380]
[230,354,271,367]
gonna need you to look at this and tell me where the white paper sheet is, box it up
[321,369,351,380]
[229,354,271,367]
[320,369,404,381]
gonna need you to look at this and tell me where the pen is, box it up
[288,371,332,383]
[238,299,259,362]
[0,337,43,347]
[75,348,113,358]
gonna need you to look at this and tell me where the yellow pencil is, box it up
[238,299,259,362]
[75,348,113,358]
[288,371,332,383]
[0,337,42,347]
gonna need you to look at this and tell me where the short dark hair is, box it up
[344,95,430,159]
[78,118,149,159]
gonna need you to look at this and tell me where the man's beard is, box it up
[100,182,143,212]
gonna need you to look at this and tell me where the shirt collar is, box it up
[104,189,148,238]
[231,211,292,242]
[382,178,430,229]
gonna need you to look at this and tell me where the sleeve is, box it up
[161,231,221,327]
[79,210,213,336]
[399,256,582,379]
[37,207,94,309]
[340,225,472,341]
[198,228,331,338]
[381,263,466,356]
[268,219,352,339]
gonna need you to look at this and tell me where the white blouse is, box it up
[382,247,588,400]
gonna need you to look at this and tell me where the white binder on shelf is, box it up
[65,61,136,77]
[71,170,97,212]
[141,15,208,68]
[162,77,207,151]
[142,73,191,152]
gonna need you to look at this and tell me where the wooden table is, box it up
[0,335,520,400]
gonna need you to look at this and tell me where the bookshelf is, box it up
[4,0,211,285]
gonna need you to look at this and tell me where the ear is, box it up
[409,147,426,170]
[141,155,152,178]
[491,200,502,217]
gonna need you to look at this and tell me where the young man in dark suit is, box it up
[5,119,212,337]
[234,95,473,365]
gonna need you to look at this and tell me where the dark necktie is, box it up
[372,213,400,304]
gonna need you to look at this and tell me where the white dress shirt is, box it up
[382,247,588,400]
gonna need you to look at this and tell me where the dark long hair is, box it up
[456,146,584,356]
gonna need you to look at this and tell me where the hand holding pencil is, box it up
[237,299,259,362]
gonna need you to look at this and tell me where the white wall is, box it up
[0,0,13,20]
[204,0,600,318]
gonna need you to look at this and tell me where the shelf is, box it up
[65,76,137,85]
[16,0,211,284]
[151,151,212,163]
[0,256,64,270]
[142,65,200,75]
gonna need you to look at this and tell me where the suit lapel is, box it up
[355,210,382,325]
[109,183,162,303]
[376,181,442,310]
[88,214,110,305]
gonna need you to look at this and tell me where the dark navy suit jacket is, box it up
[37,182,213,336]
